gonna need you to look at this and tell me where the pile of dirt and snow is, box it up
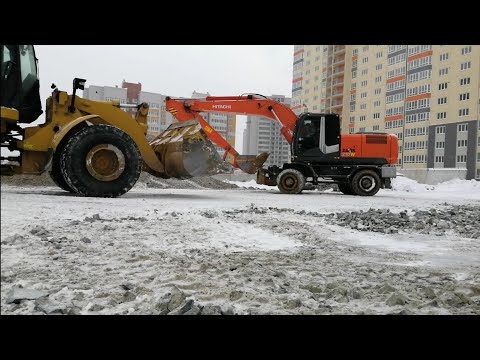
[0,172,238,190]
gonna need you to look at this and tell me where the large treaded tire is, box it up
[277,168,305,194]
[49,147,75,193]
[351,169,381,196]
[60,125,141,198]
[337,182,355,195]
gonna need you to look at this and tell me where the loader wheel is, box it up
[337,182,354,195]
[351,169,381,196]
[277,169,305,194]
[60,125,141,197]
[49,148,75,193]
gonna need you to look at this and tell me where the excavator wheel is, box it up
[60,125,141,198]
[337,182,355,195]
[350,169,381,196]
[49,146,76,193]
[277,168,305,194]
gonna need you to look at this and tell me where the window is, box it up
[459,109,469,117]
[376,64,383,70]
[375,76,382,83]
[350,94,356,101]
[387,80,405,91]
[359,127,365,132]
[373,125,380,131]
[435,156,444,163]
[349,128,354,134]
[437,112,447,120]
[360,92,367,99]
[352,70,357,79]
[436,141,445,149]
[458,124,468,132]
[439,68,449,76]
[363,46,369,52]
[360,104,367,110]
[389,45,406,53]
[397,132,403,140]
[349,116,355,123]
[359,115,366,121]
[415,155,426,163]
[461,46,472,55]
[440,53,449,61]
[361,80,368,87]
[387,67,406,79]
[457,139,468,147]
[374,88,381,95]
[438,97,447,105]
[362,69,368,75]
[353,49,358,56]
[436,126,446,134]
[350,104,356,112]
[373,113,380,119]
[373,100,381,107]
[362,57,369,64]
[460,77,471,86]
[460,61,471,71]
[459,93,470,101]
[388,53,406,65]
[376,51,383,58]
[438,82,448,90]
[408,69,431,83]
[457,155,467,163]
[408,56,432,70]
[351,82,357,90]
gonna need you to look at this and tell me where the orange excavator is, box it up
[165,94,398,196]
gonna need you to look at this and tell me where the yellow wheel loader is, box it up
[1,45,230,197]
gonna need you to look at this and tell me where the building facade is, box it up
[243,95,291,167]
[82,82,175,138]
[292,45,480,180]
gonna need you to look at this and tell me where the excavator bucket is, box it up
[235,152,270,174]
[149,120,232,178]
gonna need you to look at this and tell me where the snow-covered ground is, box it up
[1,176,480,315]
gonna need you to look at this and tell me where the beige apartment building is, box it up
[292,45,480,180]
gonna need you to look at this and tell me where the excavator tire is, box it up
[277,168,305,194]
[49,146,75,193]
[350,169,381,196]
[60,125,141,198]
[337,182,354,195]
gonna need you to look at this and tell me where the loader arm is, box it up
[165,94,298,173]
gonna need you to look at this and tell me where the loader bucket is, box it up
[236,152,269,174]
[149,120,232,178]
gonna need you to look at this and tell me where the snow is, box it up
[391,175,480,194]
[1,178,480,315]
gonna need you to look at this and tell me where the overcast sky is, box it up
[34,45,294,153]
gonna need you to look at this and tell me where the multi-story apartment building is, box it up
[83,82,175,138]
[291,45,346,116]
[191,91,236,155]
[293,45,480,180]
[243,95,291,167]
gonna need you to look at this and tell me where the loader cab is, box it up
[1,45,42,123]
[292,113,340,162]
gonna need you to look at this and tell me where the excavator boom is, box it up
[165,94,297,173]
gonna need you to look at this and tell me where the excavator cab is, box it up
[292,113,340,163]
[1,45,42,123]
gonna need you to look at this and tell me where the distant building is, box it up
[292,45,480,180]
[243,95,291,167]
[83,81,175,138]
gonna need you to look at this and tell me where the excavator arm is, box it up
[165,94,298,173]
